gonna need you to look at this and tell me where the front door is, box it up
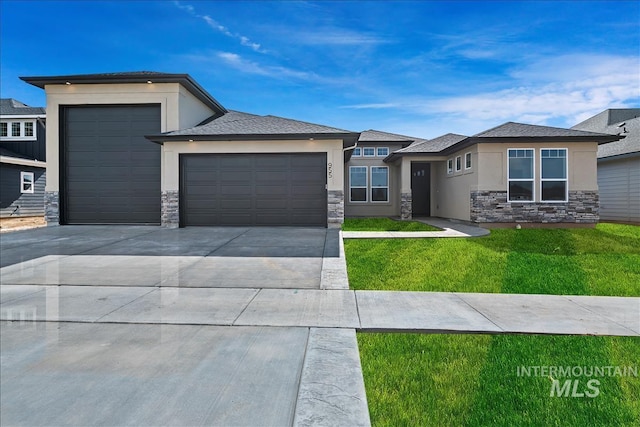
[411,162,430,216]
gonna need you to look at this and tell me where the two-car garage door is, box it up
[180,153,327,226]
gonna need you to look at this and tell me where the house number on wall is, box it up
[327,162,333,178]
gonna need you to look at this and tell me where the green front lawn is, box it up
[344,223,640,426]
[342,217,440,232]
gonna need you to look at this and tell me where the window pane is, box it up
[541,150,567,179]
[509,157,533,179]
[465,153,472,168]
[456,157,461,171]
[376,147,389,156]
[371,188,388,202]
[447,159,453,173]
[353,147,361,156]
[542,181,566,201]
[24,122,34,136]
[363,148,375,156]
[509,181,533,201]
[350,188,366,202]
[11,122,21,137]
[0,123,7,137]
[350,167,367,187]
[371,167,388,187]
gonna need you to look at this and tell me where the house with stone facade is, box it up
[20,71,620,228]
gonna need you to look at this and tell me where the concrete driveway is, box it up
[0,226,368,427]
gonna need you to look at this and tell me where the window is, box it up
[24,122,34,137]
[11,123,21,137]
[447,159,453,174]
[541,149,567,202]
[352,147,362,157]
[0,122,6,137]
[363,147,375,157]
[371,167,389,202]
[508,149,534,201]
[21,172,34,194]
[376,147,389,157]
[349,166,367,202]
[455,156,462,172]
[465,152,472,170]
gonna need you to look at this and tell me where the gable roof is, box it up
[0,98,46,116]
[571,109,640,159]
[147,110,359,145]
[472,121,617,140]
[384,133,467,161]
[20,71,226,115]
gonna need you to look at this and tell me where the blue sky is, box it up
[1,1,638,138]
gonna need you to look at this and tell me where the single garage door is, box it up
[181,153,327,226]
[62,105,161,224]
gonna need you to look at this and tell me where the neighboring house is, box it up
[21,71,620,228]
[572,109,640,224]
[0,99,46,218]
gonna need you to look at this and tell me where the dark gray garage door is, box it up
[63,105,161,224]
[181,153,327,226]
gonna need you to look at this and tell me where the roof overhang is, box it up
[146,132,360,147]
[20,73,227,115]
[0,156,46,168]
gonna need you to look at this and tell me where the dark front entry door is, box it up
[411,162,430,216]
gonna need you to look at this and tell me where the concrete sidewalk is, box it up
[2,285,638,336]
[342,217,490,238]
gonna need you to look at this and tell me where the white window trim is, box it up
[447,159,453,174]
[362,147,375,157]
[455,155,462,172]
[349,166,368,203]
[540,148,568,203]
[376,147,389,157]
[0,120,37,141]
[20,171,35,194]
[464,152,472,170]
[507,148,535,203]
[370,166,389,203]
[352,147,362,157]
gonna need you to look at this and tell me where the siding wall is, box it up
[598,155,640,223]
[0,120,46,161]
[0,164,46,217]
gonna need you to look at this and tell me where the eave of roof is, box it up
[19,72,227,115]
[146,132,360,147]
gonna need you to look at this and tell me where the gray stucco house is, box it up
[572,109,640,224]
[0,99,46,218]
[19,71,621,228]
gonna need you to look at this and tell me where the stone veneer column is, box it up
[44,191,60,225]
[400,192,412,220]
[161,190,180,228]
[327,190,344,228]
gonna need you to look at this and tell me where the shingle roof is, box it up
[396,133,468,153]
[473,121,613,138]
[571,109,640,158]
[151,110,358,141]
[20,71,226,115]
[358,129,419,142]
[0,98,46,116]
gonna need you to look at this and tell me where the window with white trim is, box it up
[352,147,361,157]
[447,159,453,174]
[24,122,34,137]
[1,120,37,139]
[376,147,389,157]
[11,123,21,137]
[465,152,472,170]
[363,147,375,157]
[541,149,567,202]
[349,166,367,202]
[0,122,6,137]
[21,172,34,194]
[508,149,534,201]
[455,156,462,172]
[371,166,389,202]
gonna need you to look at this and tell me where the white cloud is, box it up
[293,29,392,45]
[217,52,316,81]
[340,103,399,109]
[174,1,266,53]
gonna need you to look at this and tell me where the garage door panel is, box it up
[64,105,161,224]
[181,153,326,226]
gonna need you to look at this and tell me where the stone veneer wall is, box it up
[327,190,344,228]
[470,190,599,223]
[44,191,60,225]
[400,192,412,220]
[161,190,180,228]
